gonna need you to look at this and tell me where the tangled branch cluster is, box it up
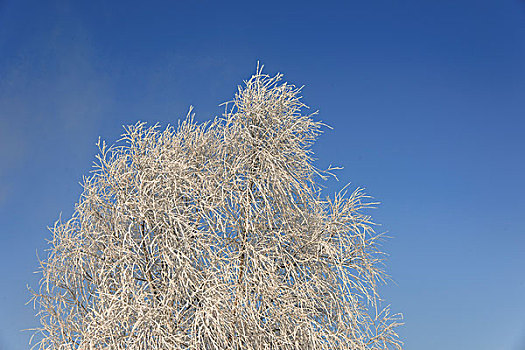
[31,68,402,349]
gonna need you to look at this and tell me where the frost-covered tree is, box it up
[31,67,402,349]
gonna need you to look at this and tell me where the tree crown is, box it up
[31,67,402,349]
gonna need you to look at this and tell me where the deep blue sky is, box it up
[1,1,524,349]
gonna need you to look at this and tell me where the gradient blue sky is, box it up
[1,1,524,349]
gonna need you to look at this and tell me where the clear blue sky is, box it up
[1,1,524,349]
